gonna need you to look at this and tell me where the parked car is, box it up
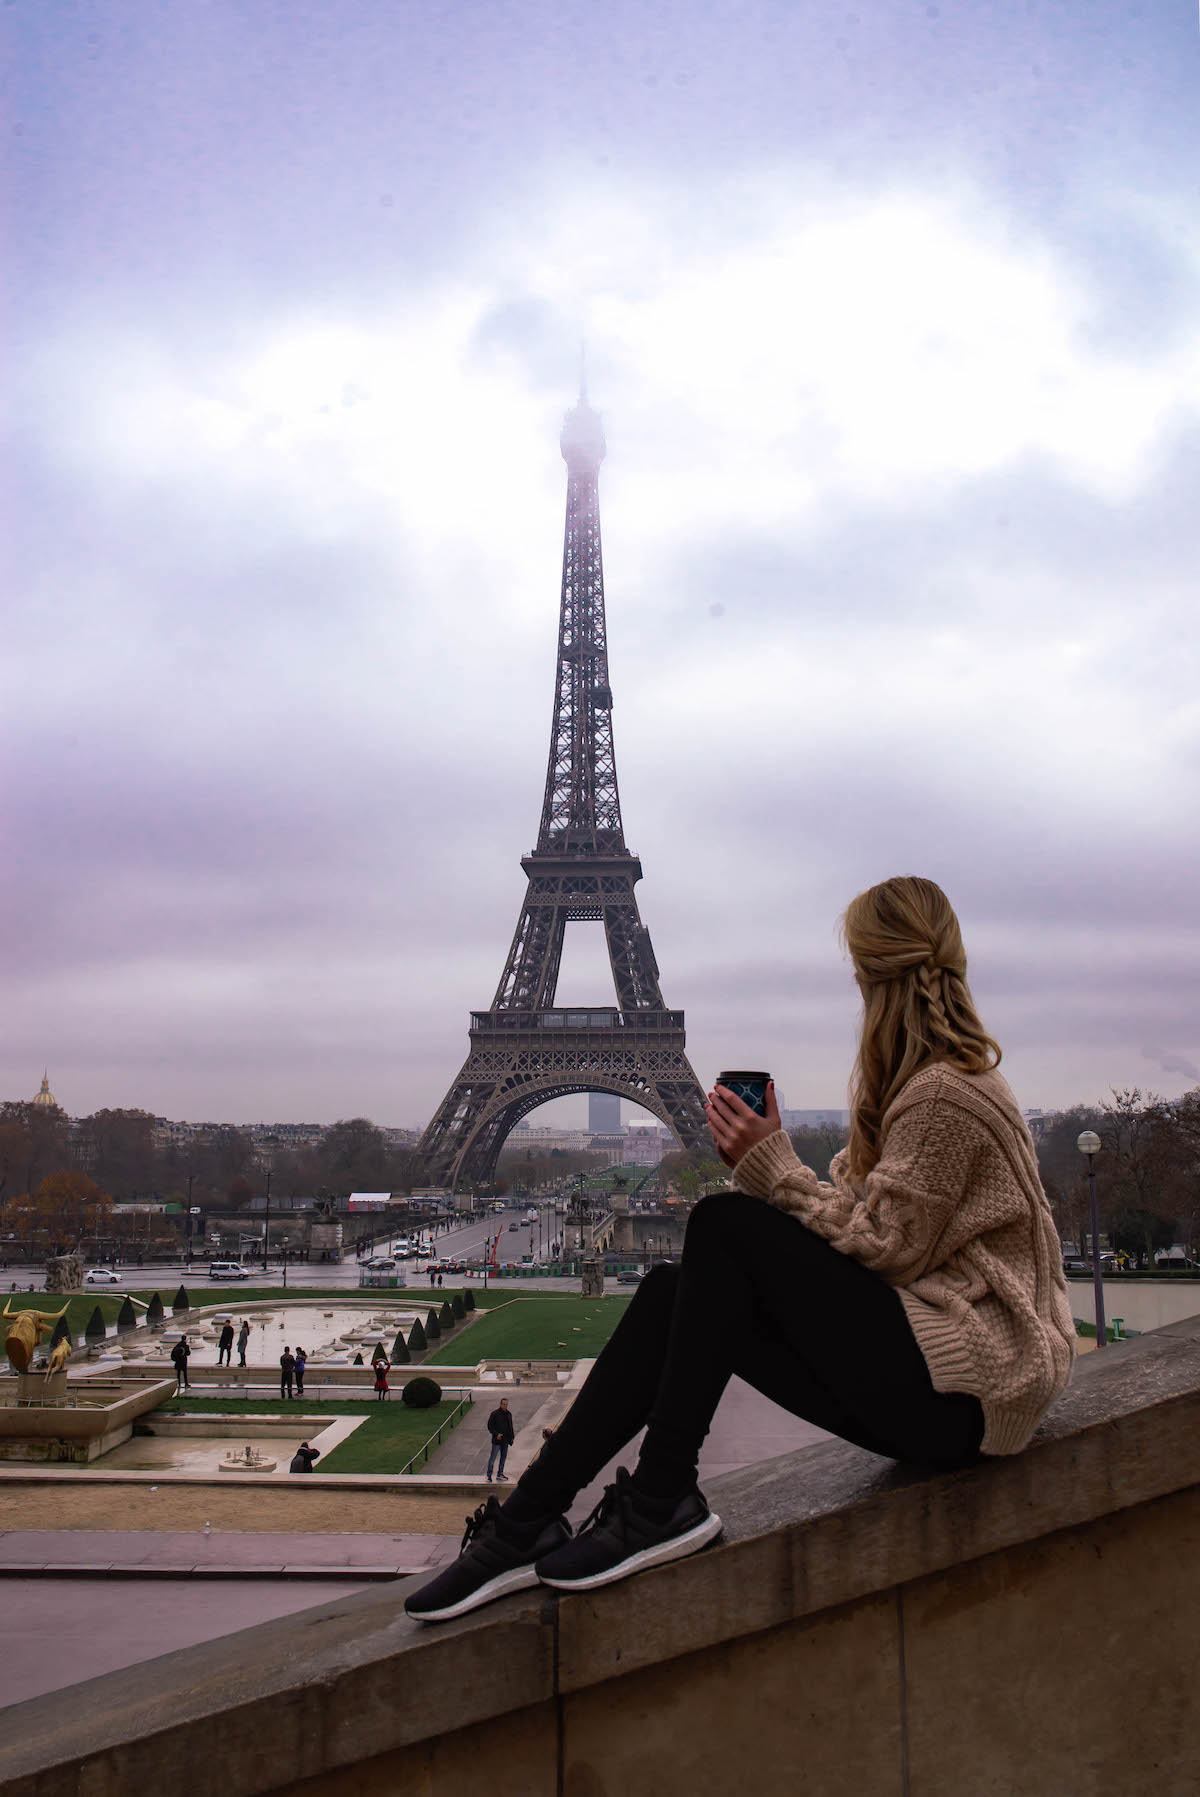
[208,1261,250,1280]
[84,1267,122,1284]
[1061,1259,1091,1274]
[616,1269,644,1285]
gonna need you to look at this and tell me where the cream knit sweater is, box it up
[731,1063,1076,1455]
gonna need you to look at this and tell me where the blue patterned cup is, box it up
[716,1070,772,1118]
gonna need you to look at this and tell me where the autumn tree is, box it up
[786,1121,850,1182]
[0,1100,72,1203]
[318,1118,390,1190]
[32,1170,112,1253]
[75,1109,158,1198]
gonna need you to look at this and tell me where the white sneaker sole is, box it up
[405,1560,541,1623]
[538,1510,723,1592]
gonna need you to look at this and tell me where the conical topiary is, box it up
[50,1313,72,1350]
[407,1318,427,1353]
[117,1297,137,1334]
[438,1300,454,1329]
[390,1329,410,1364]
[451,1293,465,1320]
[172,1285,189,1313]
[371,1342,388,1363]
[464,1290,476,1312]
[425,1308,442,1339]
[146,1293,164,1326]
[84,1305,107,1344]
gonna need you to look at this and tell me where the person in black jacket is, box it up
[289,1441,320,1473]
[170,1336,191,1393]
[280,1346,296,1399]
[237,1320,250,1367]
[217,1320,235,1366]
[486,1397,515,1481]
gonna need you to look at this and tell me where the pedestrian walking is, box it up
[437,1273,444,1289]
[486,1397,515,1481]
[289,1441,321,1473]
[280,1345,295,1400]
[294,1346,307,1396]
[407,876,1076,1623]
[429,1267,437,1288]
[217,1320,234,1366]
[170,1335,191,1392]
[237,1319,250,1367]
[373,1357,391,1400]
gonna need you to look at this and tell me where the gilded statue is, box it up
[2,1300,71,1374]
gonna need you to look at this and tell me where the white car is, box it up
[208,1261,250,1280]
[84,1267,122,1284]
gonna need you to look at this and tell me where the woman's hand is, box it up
[705,1081,782,1168]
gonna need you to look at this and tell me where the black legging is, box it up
[518,1191,984,1514]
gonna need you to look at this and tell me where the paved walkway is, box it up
[0,1529,445,1578]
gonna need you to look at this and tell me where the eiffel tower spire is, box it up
[417,390,709,1193]
[537,385,621,854]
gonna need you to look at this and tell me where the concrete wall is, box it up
[290,1487,1200,1796]
[1066,1275,1200,1333]
[7,1317,1200,1796]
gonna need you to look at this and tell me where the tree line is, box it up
[3,1087,1197,1262]
[0,1103,427,1253]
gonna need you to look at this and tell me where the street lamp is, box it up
[281,1235,289,1289]
[1077,1130,1107,1349]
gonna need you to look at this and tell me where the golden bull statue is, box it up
[2,1300,71,1375]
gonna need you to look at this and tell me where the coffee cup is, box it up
[715,1070,772,1118]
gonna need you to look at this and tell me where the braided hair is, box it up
[841,876,1001,1179]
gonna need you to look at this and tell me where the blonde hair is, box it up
[841,876,1000,1179]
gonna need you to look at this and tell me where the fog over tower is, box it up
[417,386,709,1193]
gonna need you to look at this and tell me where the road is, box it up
[1,1201,617,1296]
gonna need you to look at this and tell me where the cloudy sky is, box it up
[4,1,1199,1132]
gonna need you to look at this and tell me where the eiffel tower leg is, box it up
[419,1028,713,1193]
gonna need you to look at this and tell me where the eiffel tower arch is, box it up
[418,386,709,1193]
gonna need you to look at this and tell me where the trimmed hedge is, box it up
[401,1375,443,1409]
[438,1300,454,1329]
[425,1308,442,1339]
[463,1290,476,1312]
[172,1285,189,1312]
[390,1330,411,1364]
[117,1297,137,1333]
[407,1319,427,1353]
[84,1305,107,1343]
[451,1294,465,1321]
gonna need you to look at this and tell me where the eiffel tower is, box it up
[418,385,710,1194]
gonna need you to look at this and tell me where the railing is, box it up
[399,1389,474,1475]
[471,1008,685,1032]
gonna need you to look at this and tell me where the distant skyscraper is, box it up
[589,1092,621,1133]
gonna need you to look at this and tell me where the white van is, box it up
[209,1261,250,1280]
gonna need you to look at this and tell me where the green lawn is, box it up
[157,1394,470,1473]
[425,1295,630,1364]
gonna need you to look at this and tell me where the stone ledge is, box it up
[4,1317,1200,1797]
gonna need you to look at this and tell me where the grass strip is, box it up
[425,1294,630,1364]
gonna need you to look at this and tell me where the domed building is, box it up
[31,1069,59,1109]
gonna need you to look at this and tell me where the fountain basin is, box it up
[0,1375,176,1463]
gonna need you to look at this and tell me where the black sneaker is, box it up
[536,1467,722,1592]
[404,1497,571,1623]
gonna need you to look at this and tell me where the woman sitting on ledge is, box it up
[406,876,1075,1623]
